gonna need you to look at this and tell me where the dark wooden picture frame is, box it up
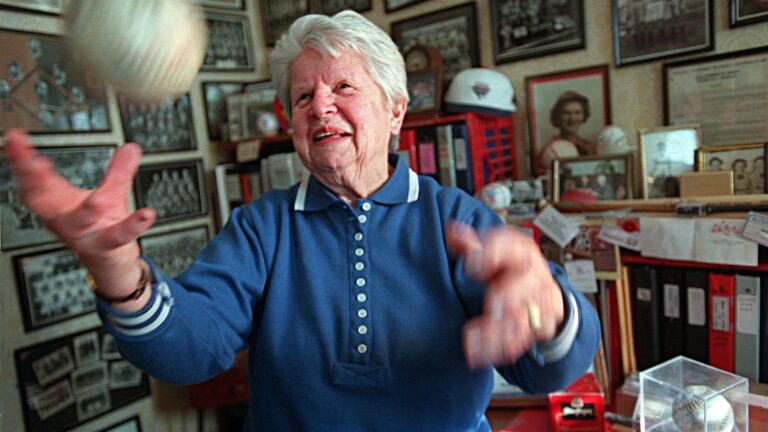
[0,29,110,134]
[261,0,310,46]
[552,153,634,203]
[139,225,210,278]
[201,0,243,10]
[730,0,768,27]
[117,93,196,153]
[390,3,479,82]
[202,81,250,142]
[695,143,767,195]
[0,145,114,251]
[525,65,611,175]
[490,0,585,64]
[404,45,444,116]
[313,0,371,14]
[611,0,713,66]
[14,327,151,432]
[384,0,426,13]
[202,12,255,72]
[13,247,95,332]
[133,159,209,225]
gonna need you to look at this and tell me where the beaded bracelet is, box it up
[86,261,151,303]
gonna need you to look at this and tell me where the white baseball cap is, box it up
[444,68,516,117]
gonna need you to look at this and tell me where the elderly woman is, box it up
[4,11,598,431]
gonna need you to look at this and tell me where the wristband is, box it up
[86,261,151,303]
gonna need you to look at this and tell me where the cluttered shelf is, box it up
[550,193,768,215]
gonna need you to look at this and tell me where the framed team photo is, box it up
[133,159,209,225]
[313,0,371,14]
[139,225,210,278]
[385,0,425,13]
[0,145,115,250]
[525,65,611,175]
[202,12,255,71]
[729,0,768,27]
[117,93,197,153]
[261,0,309,46]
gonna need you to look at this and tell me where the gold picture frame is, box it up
[695,143,767,195]
[638,124,701,199]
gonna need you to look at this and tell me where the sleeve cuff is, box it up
[527,286,580,366]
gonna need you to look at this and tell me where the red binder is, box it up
[709,273,735,372]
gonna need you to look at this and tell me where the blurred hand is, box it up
[3,129,155,278]
[445,222,565,369]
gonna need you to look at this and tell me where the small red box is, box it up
[548,373,604,432]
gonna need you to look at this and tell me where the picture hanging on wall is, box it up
[261,0,309,46]
[391,3,479,82]
[313,0,371,14]
[0,145,115,251]
[139,225,210,278]
[14,327,151,432]
[0,29,110,134]
[638,124,701,199]
[0,0,67,15]
[13,247,95,332]
[202,12,255,72]
[490,0,585,64]
[117,93,197,153]
[611,0,713,66]
[133,159,209,225]
[729,0,768,27]
[384,0,425,13]
[201,0,243,10]
[202,81,249,142]
[97,416,142,432]
[525,65,611,176]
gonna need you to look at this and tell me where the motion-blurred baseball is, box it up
[538,138,579,171]
[65,0,208,98]
[672,385,734,432]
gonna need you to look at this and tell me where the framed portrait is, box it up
[612,0,713,66]
[391,3,479,82]
[0,145,114,251]
[313,0,371,14]
[525,65,611,176]
[0,0,67,14]
[98,416,142,432]
[261,0,310,46]
[385,0,425,13]
[201,0,243,10]
[730,0,768,27]
[117,93,196,153]
[404,45,443,116]
[15,327,151,432]
[139,225,210,278]
[663,47,768,148]
[202,81,249,142]
[0,29,110,134]
[202,12,255,72]
[490,0,585,64]
[133,159,209,225]
[13,247,95,332]
[226,80,278,142]
[638,124,701,199]
[552,153,634,203]
[696,143,766,195]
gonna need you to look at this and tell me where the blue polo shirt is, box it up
[99,154,600,431]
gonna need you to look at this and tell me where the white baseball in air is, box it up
[672,385,735,432]
[65,0,208,98]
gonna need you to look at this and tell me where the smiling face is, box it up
[289,48,406,197]
[558,101,586,137]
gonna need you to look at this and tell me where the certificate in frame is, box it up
[663,47,768,148]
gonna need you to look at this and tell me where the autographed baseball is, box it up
[672,385,734,432]
[65,0,207,98]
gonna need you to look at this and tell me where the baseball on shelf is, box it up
[64,0,208,98]
[671,385,735,432]
[538,138,579,171]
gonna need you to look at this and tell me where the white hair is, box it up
[269,11,409,116]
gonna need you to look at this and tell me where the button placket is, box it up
[350,201,372,359]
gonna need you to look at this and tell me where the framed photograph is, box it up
[261,0,309,46]
[638,124,701,199]
[98,416,142,432]
[13,248,95,332]
[385,0,425,13]
[313,0,371,14]
[696,143,766,195]
[139,225,210,278]
[403,45,444,116]
[133,159,208,225]
[15,327,151,432]
[201,0,243,10]
[0,0,67,14]
[730,0,768,27]
[490,0,585,64]
[202,12,255,72]
[117,93,196,153]
[391,3,479,82]
[563,220,621,280]
[0,145,115,251]
[612,0,713,66]
[552,153,634,202]
[226,80,277,142]
[202,81,248,142]
[525,65,611,175]
[0,29,110,134]
[663,47,768,148]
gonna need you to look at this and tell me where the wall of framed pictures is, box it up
[1,1,768,431]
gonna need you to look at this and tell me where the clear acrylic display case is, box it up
[633,356,748,431]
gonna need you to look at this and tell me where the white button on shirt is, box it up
[358,215,367,224]
[356,278,366,287]
[357,344,367,353]
[355,248,364,256]
[355,262,364,271]
[362,202,372,211]
[358,325,367,334]
[357,293,366,302]
[357,309,367,318]
[354,232,363,241]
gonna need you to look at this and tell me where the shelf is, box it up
[621,251,768,272]
[551,193,768,215]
